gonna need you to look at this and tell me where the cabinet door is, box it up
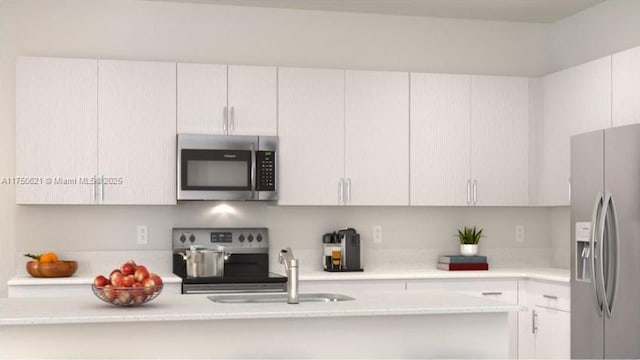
[177,63,227,134]
[613,46,640,127]
[16,57,98,204]
[227,65,277,135]
[98,60,177,205]
[410,73,471,206]
[534,306,570,359]
[471,75,529,206]
[345,70,409,205]
[540,57,611,205]
[277,67,345,205]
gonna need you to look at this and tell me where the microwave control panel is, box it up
[256,151,276,191]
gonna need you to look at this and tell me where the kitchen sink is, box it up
[207,293,355,304]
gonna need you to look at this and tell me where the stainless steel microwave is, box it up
[177,134,277,201]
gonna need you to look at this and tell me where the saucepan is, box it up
[178,245,229,278]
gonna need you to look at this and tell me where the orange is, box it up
[39,252,59,263]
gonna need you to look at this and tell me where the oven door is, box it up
[177,135,257,200]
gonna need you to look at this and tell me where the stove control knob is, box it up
[179,234,186,243]
[248,234,254,242]
[189,234,196,243]
[256,234,263,242]
[238,234,245,242]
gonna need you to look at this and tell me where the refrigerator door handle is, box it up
[597,193,612,317]
[590,192,605,315]
[605,193,620,317]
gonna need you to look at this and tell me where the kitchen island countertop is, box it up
[0,289,520,326]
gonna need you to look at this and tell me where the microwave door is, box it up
[179,149,253,200]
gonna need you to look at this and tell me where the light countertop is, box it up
[0,290,521,326]
[298,267,570,283]
[7,267,568,287]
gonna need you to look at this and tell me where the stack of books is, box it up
[437,255,489,271]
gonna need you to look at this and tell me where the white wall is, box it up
[549,0,640,72]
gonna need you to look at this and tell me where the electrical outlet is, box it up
[373,225,383,243]
[515,225,525,243]
[137,225,148,245]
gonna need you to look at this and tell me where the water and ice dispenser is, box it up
[575,222,592,282]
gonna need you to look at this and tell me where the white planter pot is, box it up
[460,244,479,256]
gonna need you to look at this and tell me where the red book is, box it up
[437,262,489,271]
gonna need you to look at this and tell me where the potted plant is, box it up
[456,226,484,256]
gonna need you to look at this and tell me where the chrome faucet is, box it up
[279,248,299,304]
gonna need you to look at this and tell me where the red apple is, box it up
[124,259,137,268]
[109,269,123,287]
[133,294,147,304]
[122,274,135,287]
[134,265,149,282]
[93,275,109,287]
[142,277,156,295]
[131,282,144,297]
[149,273,163,286]
[121,262,136,276]
[103,285,117,301]
[117,289,132,305]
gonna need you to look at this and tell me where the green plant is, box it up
[456,226,484,245]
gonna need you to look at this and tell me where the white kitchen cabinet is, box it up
[410,73,529,206]
[518,279,571,359]
[177,63,276,135]
[533,306,571,359]
[613,46,640,127]
[405,278,519,358]
[471,76,530,206]
[278,68,409,206]
[98,60,177,205]
[539,57,612,205]
[277,67,345,205]
[177,63,227,134]
[345,70,409,205]
[410,73,471,206]
[16,57,98,204]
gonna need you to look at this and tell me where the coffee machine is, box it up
[322,228,363,272]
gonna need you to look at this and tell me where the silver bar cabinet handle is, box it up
[339,179,344,205]
[532,310,538,334]
[481,291,502,296]
[542,294,558,300]
[223,106,228,134]
[93,175,98,203]
[100,175,105,202]
[346,178,351,205]
[472,179,478,205]
[229,106,235,134]
[466,180,471,205]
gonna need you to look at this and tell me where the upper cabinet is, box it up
[177,63,276,136]
[471,76,530,206]
[410,73,530,206]
[613,46,640,127]
[98,60,177,205]
[16,57,176,205]
[539,57,611,206]
[410,73,471,206]
[345,70,409,206]
[277,67,345,206]
[16,57,98,204]
[278,68,409,206]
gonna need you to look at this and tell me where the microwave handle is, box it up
[250,143,256,200]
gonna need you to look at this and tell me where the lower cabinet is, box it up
[518,279,571,359]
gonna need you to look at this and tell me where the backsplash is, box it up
[14,203,556,274]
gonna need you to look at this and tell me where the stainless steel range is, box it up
[172,227,287,294]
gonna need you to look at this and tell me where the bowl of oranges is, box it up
[24,252,78,278]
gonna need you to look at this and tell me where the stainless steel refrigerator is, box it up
[571,124,640,359]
